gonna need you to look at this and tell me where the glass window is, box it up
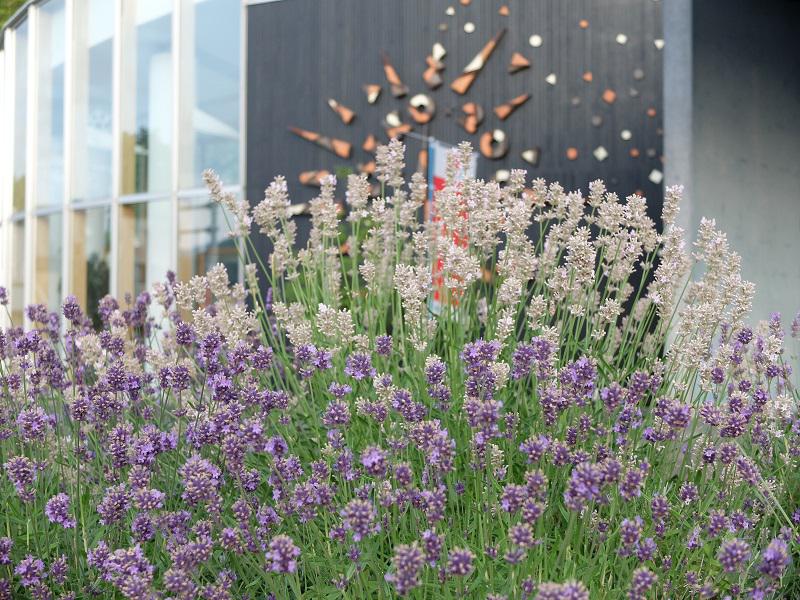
[179,0,241,188]
[35,213,63,309]
[0,48,4,118]
[36,0,66,207]
[121,0,173,195]
[0,48,4,157]
[73,0,114,202]
[13,20,29,214]
[178,195,239,285]
[118,200,172,297]
[71,207,111,327]
[11,220,25,325]
[0,48,4,218]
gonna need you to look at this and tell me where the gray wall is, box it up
[691,0,800,323]
[246,0,664,229]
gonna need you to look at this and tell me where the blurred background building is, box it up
[0,0,243,326]
[664,0,800,329]
[0,0,797,327]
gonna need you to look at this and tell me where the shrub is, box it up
[0,139,797,599]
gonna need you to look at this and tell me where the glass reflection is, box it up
[35,213,63,310]
[13,20,28,213]
[11,221,25,326]
[73,0,114,201]
[180,0,241,188]
[72,207,111,327]
[178,195,239,284]
[118,200,172,297]
[37,0,66,207]
[121,0,173,195]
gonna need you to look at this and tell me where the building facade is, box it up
[0,0,245,326]
[2,0,798,330]
[663,0,800,325]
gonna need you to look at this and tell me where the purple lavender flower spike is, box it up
[341,498,379,542]
[0,538,12,565]
[385,543,424,596]
[421,529,443,566]
[62,294,84,326]
[266,535,301,573]
[535,580,590,600]
[179,455,221,506]
[45,493,76,529]
[360,446,388,478]
[322,400,351,428]
[759,538,790,579]
[375,335,393,357]
[717,538,751,573]
[14,555,45,587]
[4,456,37,502]
[446,547,475,577]
[344,352,377,380]
[97,484,132,525]
[627,567,657,600]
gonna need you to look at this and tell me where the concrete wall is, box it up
[691,0,800,323]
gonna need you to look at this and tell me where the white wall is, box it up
[667,0,800,325]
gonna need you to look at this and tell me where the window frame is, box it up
[0,0,247,329]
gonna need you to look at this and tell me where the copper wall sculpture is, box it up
[289,127,352,159]
[493,93,530,120]
[508,52,530,74]
[408,94,436,124]
[383,110,412,138]
[521,147,541,167]
[328,99,356,124]
[362,134,377,153]
[423,46,446,90]
[249,0,665,223]
[479,129,509,159]
[382,52,409,97]
[298,170,332,186]
[450,29,507,95]
[363,84,381,104]
[458,102,484,135]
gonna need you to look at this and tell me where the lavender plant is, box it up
[0,139,798,599]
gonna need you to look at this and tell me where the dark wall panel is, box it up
[246,0,663,223]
